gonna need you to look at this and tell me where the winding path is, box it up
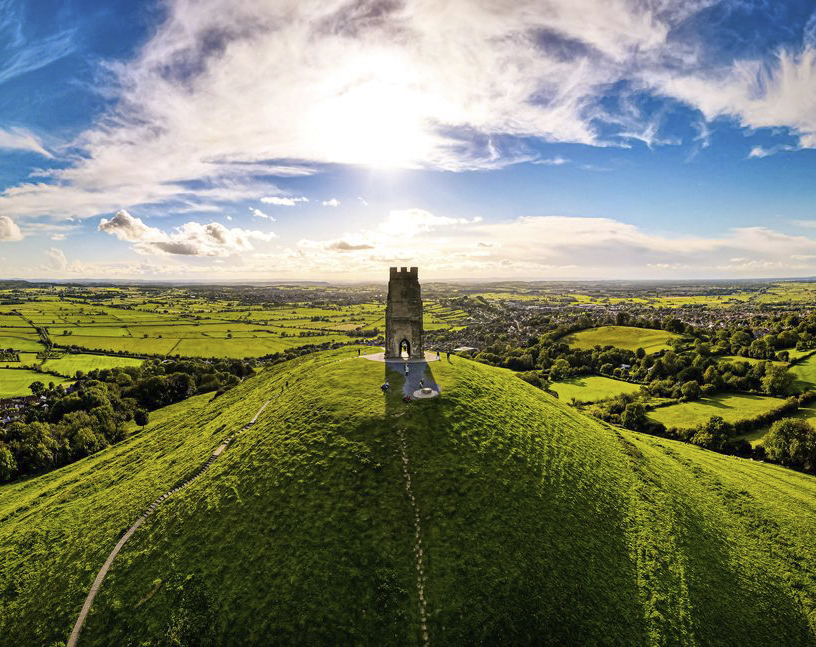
[66,398,272,647]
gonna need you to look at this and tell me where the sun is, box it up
[311,55,437,169]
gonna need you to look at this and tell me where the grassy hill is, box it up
[567,325,680,353]
[2,348,816,646]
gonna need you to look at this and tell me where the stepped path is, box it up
[66,398,273,647]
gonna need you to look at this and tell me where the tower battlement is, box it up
[389,266,418,278]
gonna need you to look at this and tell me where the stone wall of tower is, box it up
[385,266,424,359]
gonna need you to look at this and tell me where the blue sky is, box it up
[2,0,816,280]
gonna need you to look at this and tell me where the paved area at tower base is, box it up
[362,350,440,363]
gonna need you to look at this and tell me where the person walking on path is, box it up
[446,351,450,361]
[437,350,440,360]
[357,348,360,356]
[404,362,409,375]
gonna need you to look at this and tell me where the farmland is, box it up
[42,354,144,378]
[549,375,642,403]
[649,392,786,429]
[0,368,73,397]
[567,325,680,353]
[0,286,467,363]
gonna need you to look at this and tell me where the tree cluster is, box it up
[0,358,254,482]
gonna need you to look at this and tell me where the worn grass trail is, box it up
[66,398,273,647]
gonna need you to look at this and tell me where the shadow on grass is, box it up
[382,361,440,415]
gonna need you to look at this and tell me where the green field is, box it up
[0,368,72,397]
[3,352,816,644]
[790,355,816,390]
[736,404,816,448]
[718,355,787,366]
[649,392,785,429]
[567,326,680,353]
[41,354,144,377]
[0,290,467,360]
[550,375,643,402]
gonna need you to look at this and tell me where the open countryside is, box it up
[4,2,816,645]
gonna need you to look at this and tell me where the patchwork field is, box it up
[0,291,467,360]
[567,326,680,353]
[549,375,643,402]
[649,392,785,429]
[0,368,73,397]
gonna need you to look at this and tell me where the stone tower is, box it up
[385,266,424,359]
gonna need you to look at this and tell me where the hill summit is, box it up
[2,348,816,646]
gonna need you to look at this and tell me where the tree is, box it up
[621,402,647,430]
[761,364,795,396]
[691,415,732,451]
[28,381,45,397]
[764,418,816,472]
[135,409,150,428]
[680,380,701,401]
[0,444,17,481]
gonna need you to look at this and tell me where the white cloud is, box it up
[0,216,23,241]
[0,0,724,221]
[2,0,815,225]
[532,157,569,166]
[0,127,52,157]
[358,197,369,207]
[98,209,276,257]
[45,247,68,272]
[249,207,275,220]
[293,212,816,279]
[50,233,66,241]
[260,196,309,206]
[322,198,341,207]
[653,46,816,155]
[377,209,481,238]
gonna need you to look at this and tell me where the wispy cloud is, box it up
[0,0,719,221]
[0,10,74,85]
[3,0,816,226]
[0,127,51,157]
[322,198,340,207]
[260,196,308,206]
[532,156,569,166]
[654,46,816,156]
[249,207,275,220]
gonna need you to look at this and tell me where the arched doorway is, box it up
[399,339,411,359]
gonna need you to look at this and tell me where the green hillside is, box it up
[2,348,816,646]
